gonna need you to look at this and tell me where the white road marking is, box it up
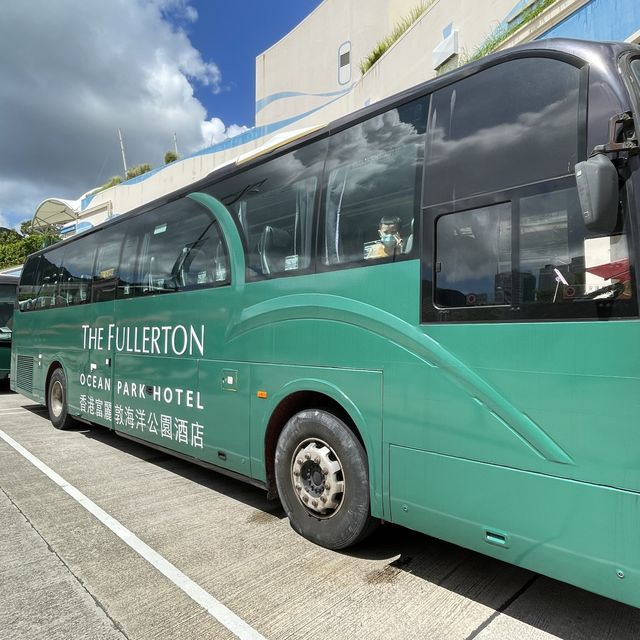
[0,427,267,640]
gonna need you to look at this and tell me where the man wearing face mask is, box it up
[365,215,404,259]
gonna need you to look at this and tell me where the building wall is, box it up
[254,0,640,133]
[255,0,419,129]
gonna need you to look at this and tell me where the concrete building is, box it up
[33,0,640,235]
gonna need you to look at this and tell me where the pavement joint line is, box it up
[1,486,130,640]
[0,427,268,640]
[463,574,539,640]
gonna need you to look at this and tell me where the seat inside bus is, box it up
[257,225,293,275]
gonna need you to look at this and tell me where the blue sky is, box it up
[186,0,323,128]
[0,0,323,231]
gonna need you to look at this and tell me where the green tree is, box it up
[94,175,123,193]
[125,163,152,180]
[19,220,33,236]
[164,150,178,164]
[0,220,60,270]
[0,227,21,244]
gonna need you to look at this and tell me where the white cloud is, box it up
[0,0,247,227]
[226,124,251,138]
[200,118,250,148]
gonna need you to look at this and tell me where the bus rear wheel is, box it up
[275,409,377,550]
[48,368,74,430]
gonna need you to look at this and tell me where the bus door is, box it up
[196,354,251,476]
[78,225,123,428]
[109,198,252,475]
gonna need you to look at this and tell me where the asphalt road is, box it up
[1,385,639,640]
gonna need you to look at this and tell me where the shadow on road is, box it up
[20,410,640,639]
[77,420,288,519]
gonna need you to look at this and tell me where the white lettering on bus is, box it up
[162,326,171,353]
[85,323,205,358]
[116,380,146,398]
[115,326,126,352]
[172,325,188,356]
[147,384,204,409]
[82,325,105,350]
[151,327,161,354]
[189,325,204,357]
[79,373,111,392]
[142,326,150,354]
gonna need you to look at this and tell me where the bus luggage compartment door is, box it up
[197,360,251,476]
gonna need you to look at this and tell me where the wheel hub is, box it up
[50,380,63,418]
[291,439,344,517]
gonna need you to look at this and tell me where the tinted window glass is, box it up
[519,188,632,304]
[117,198,229,299]
[37,247,65,309]
[323,97,428,265]
[427,182,636,321]
[435,203,511,307]
[207,139,325,278]
[630,59,640,99]
[93,226,124,303]
[18,256,41,311]
[0,284,16,328]
[59,236,96,306]
[426,57,581,205]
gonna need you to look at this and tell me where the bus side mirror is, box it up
[575,154,619,234]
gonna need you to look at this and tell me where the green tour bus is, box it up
[11,38,640,607]
[0,275,18,381]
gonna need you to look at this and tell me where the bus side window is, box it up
[37,247,65,309]
[18,255,41,312]
[430,187,635,319]
[59,236,96,306]
[425,57,581,206]
[118,198,231,299]
[322,97,427,266]
[92,226,125,303]
[177,225,229,288]
[435,204,512,307]
[207,139,326,280]
[117,230,143,298]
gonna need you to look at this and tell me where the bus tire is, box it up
[48,368,74,430]
[275,409,377,550]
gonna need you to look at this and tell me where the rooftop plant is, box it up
[466,0,558,63]
[360,1,435,75]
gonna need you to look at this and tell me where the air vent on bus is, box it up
[16,355,34,393]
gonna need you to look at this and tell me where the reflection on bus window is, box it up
[207,139,325,279]
[434,187,634,312]
[117,198,230,299]
[323,97,427,266]
[426,57,581,206]
[435,204,511,307]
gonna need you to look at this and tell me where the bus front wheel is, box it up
[48,368,74,430]
[275,409,377,550]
